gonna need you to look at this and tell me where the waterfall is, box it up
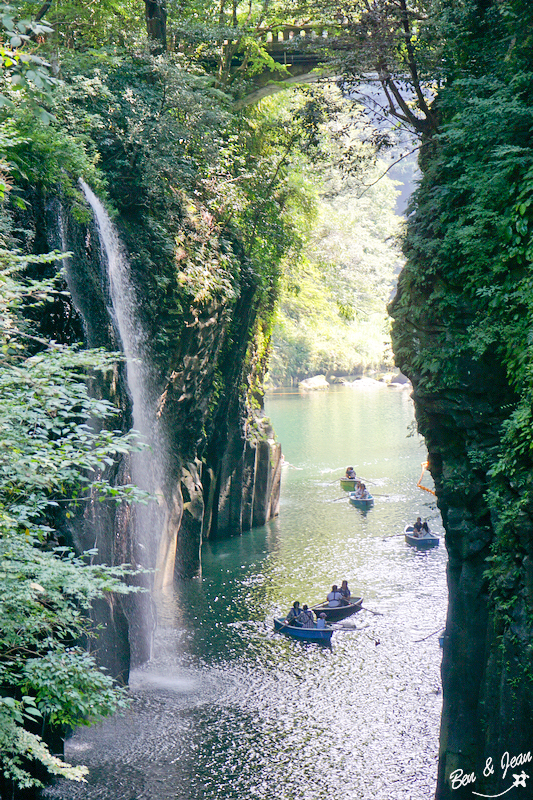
[78,180,148,437]
[78,180,168,662]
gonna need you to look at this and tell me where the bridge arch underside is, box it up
[236,61,335,107]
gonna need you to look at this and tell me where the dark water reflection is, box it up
[44,384,446,800]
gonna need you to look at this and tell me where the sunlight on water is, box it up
[44,384,446,800]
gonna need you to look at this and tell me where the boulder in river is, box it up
[298,375,329,391]
[388,372,410,385]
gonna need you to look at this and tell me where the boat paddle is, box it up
[359,606,384,616]
[414,626,444,643]
[276,618,297,631]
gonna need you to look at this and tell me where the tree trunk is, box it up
[145,0,167,54]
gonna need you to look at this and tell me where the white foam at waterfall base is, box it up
[129,669,199,694]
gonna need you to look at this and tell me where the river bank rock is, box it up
[387,372,411,386]
[298,375,329,391]
[344,376,382,388]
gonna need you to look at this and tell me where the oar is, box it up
[330,622,357,631]
[276,617,298,631]
[414,626,444,643]
[360,606,383,616]
[331,495,348,502]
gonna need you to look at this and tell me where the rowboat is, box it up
[311,597,363,622]
[273,617,334,644]
[349,492,374,508]
[340,477,357,491]
[404,524,439,549]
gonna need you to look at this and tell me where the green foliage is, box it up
[270,151,402,383]
[45,0,142,50]
[22,648,130,728]
[0,522,134,788]
[0,2,59,123]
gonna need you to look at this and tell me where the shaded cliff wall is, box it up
[390,3,533,792]
[26,189,281,660]
[390,282,528,798]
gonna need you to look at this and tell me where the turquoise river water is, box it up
[44,383,447,800]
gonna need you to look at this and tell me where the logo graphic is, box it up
[450,751,531,797]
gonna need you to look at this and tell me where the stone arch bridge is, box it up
[233,23,344,106]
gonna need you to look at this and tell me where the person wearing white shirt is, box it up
[327,585,342,607]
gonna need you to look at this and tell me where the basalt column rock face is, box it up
[390,277,533,799]
[209,407,281,538]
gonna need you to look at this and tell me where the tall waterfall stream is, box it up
[77,182,168,650]
[79,180,149,440]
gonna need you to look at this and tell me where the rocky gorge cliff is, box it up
[13,53,284,680]
[390,3,533,792]
[59,184,281,670]
[390,282,530,799]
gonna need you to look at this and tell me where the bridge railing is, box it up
[259,22,348,46]
[219,22,348,48]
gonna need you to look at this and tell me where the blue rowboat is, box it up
[273,617,334,644]
[404,524,439,549]
[349,492,374,509]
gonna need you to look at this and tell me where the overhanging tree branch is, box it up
[397,0,436,130]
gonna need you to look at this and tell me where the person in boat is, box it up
[316,612,327,629]
[345,466,356,479]
[327,585,343,607]
[355,483,369,500]
[421,521,430,535]
[339,580,351,604]
[354,481,363,498]
[296,604,315,628]
[286,601,301,625]
[413,517,423,537]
